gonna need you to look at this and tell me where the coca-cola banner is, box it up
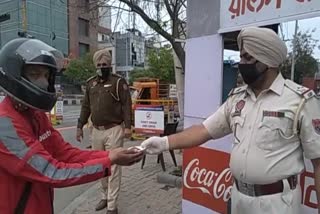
[183,147,232,213]
[301,159,318,213]
[220,0,320,33]
[183,146,318,213]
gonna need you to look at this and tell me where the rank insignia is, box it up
[232,100,245,117]
[123,84,128,90]
[312,119,320,135]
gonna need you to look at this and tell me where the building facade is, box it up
[114,30,145,78]
[68,0,99,58]
[97,4,112,42]
[0,0,68,54]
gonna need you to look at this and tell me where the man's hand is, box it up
[124,128,132,138]
[76,128,83,142]
[109,148,144,166]
[140,136,169,155]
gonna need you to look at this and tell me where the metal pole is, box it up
[291,20,298,81]
[50,0,53,46]
[126,35,128,67]
[126,13,130,78]
[22,0,27,32]
[0,24,2,49]
[133,0,136,30]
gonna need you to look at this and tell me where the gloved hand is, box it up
[140,136,169,155]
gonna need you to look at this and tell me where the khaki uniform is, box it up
[78,74,132,129]
[203,74,320,214]
[84,115,93,145]
[78,74,132,210]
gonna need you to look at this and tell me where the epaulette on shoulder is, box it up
[228,85,248,97]
[112,73,128,83]
[285,79,315,100]
[86,75,97,83]
[112,73,123,79]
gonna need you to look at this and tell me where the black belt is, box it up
[234,175,297,197]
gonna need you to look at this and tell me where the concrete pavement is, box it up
[59,140,182,214]
[54,105,183,214]
[53,105,95,213]
[54,126,94,213]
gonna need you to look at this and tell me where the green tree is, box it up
[64,53,96,85]
[75,0,186,124]
[129,47,175,84]
[129,69,154,85]
[148,48,175,83]
[281,30,320,83]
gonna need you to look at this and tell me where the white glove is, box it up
[140,136,169,155]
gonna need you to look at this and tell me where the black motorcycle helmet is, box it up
[0,38,64,111]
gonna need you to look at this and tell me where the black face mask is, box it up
[97,68,111,80]
[238,62,266,85]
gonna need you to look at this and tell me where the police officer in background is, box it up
[141,27,320,214]
[76,49,132,214]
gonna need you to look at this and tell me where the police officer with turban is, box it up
[140,27,320,214]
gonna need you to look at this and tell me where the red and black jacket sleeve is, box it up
[0,116,111,188]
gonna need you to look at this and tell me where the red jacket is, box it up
[0,97,111,214]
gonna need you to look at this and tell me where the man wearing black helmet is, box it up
[0,38,144,214]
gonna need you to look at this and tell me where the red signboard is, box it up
[183,147,232,213]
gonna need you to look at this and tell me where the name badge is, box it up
[263,111,285,118]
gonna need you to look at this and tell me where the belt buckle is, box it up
[237,181,256,196]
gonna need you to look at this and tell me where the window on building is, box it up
[79,43,90,57]
[78,18,89,37]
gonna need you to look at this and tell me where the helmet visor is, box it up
[16,39,64,72]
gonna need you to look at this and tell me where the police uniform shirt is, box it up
[203,73,320,184]
[78,74,132,129]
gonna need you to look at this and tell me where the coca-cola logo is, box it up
[183,147,232,213]
[183,149,319,213]
[300,166,318,210]
[184,159,232,202]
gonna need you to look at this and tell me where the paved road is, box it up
[53,105,94,214]
[55,105,81,128]
[62,106,81,120]
[66,141,182,214]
